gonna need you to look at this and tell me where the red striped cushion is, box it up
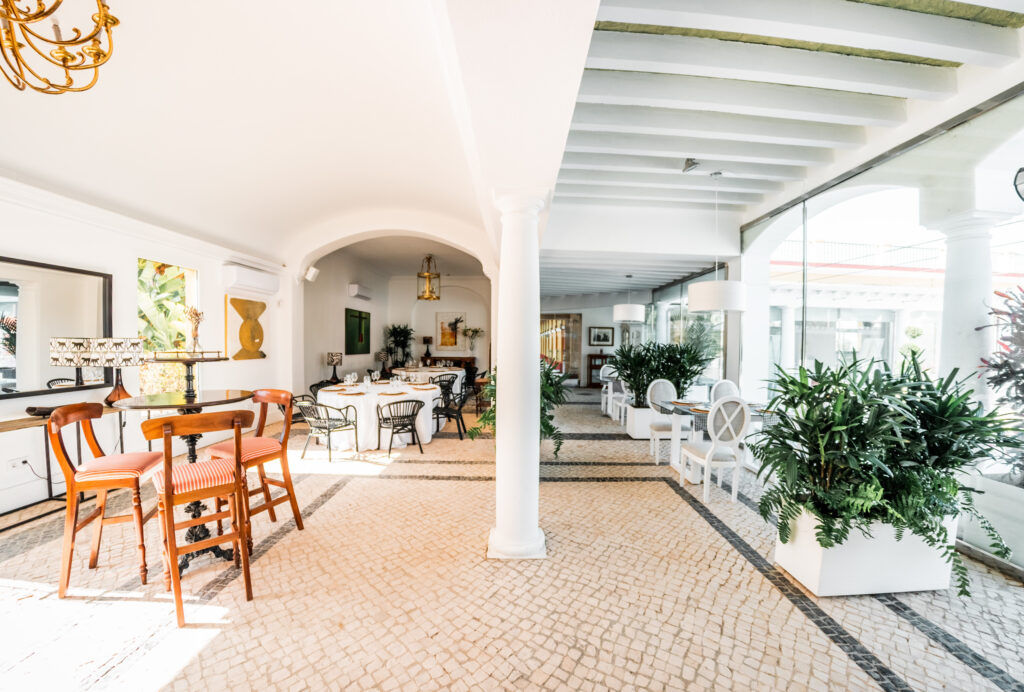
[75,451,162,482]
[208,436,282,464]
[151,458,236,495]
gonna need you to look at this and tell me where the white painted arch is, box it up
[282,207,500,393]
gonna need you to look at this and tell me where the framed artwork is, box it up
[436,311,466,351]
[589,326,614,347]
[225,295,267,360]
[345,308,372,354]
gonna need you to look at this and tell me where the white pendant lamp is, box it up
[613,276,646,323]
[688,171,747,313]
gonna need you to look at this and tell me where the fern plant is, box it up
[0,314,15,356]
[752,354,1017,596]
[466,360,570,458]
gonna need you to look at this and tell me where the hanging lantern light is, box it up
[417,254,441,300]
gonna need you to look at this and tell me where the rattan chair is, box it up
[377,399,425,456]
[294,400,359,461]
[433,387,473,439]
[429,373,458,402]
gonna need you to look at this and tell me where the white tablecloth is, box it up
[391,367,466,393]
[317,382,440,451]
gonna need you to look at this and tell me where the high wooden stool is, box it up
[47,403,162,597]
[141,409,254,627]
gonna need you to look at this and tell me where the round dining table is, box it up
[317,381,440,451]
[113,389,253,572]
[390,366,466,393]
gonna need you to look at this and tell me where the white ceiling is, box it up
[539,0,1024,297]
[333,236,484,278]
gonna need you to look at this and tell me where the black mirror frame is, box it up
[0,255,113,401]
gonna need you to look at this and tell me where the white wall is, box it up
[0,178,289,513]
[388,275,491,372]
[303,251,391,386]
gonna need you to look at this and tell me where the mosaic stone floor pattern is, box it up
[0,389,1022,691]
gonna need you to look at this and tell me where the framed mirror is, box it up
[0,256,112,400]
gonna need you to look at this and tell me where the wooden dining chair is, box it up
[208,389,304,549]
[141,409,254,627]
[48,402,163,598]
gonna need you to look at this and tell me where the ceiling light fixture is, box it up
[1,1,118,94]
[613,274,645,323]
[687,171,747,313]
[417,254,440,301]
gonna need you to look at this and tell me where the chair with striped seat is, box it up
[48,403,162,598]
[208,389,304,549]
[141,409,254,627]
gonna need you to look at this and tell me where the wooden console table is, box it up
[587,354,612,388]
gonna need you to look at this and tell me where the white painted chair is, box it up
[599,364,616,414]
[681,396,750,503]
[646,379,688,462]
[609,381,632,424]
[710,379,739,402]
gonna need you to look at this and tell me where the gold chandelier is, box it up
[1,1,118,94]
[417,254,440,301]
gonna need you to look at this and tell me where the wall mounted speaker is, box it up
[304,266,320,282]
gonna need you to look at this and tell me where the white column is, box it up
[656,302,670,343]
[488,193,546,559]
[779,305,796,372]
[937,216,996,405]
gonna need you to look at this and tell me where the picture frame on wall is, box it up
[224,295,268,360]
[589,326,614,347]
[345,308,372,354]
[436,311,466,351]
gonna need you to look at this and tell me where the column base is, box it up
[486,526,547,559]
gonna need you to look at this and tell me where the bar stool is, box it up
[48,402,162,597]
[141,409,254,627]
[208,389,304,549]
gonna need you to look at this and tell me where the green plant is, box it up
[466,360,570,458]
[137,259,188,352]
[899,325,924,361]
[609,342,660,407]
[0,314,15,356]
[461,326,485,350]
[752,355,1016,596]
[661,318,718,397]
[384,324,415,366]
[979,287,1024,482]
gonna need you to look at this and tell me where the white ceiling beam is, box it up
[587,31,956,100]
[553,197,733,211]
[557,186,749,207]
[558,168,780,193]
[968,1,1024,11]
[597,0,1019,67]
[556,182,759,204]
[579,70,906,127]
[566,130,832,166]
[542,258,709,270]
[561,152,806,180]
[571,103,864,149]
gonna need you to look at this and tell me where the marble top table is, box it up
[391,366,466,392]
[317,382,440,451]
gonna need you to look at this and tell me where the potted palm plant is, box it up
[753,355,1015,596]
[966,287,1024,569]
[611,318,718,439]
[384,324,415,367]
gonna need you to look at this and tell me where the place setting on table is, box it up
[315,372,440,454]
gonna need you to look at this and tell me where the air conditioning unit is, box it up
[348,283,372,300]
[223,263,280,296]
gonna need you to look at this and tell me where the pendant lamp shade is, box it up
[688,280,747,312]
[613,303,646,323]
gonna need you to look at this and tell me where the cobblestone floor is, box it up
[1,390,1022,691]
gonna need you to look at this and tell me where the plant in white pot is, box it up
[752,355,1016,597]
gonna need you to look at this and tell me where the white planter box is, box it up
[774,510,957,597]
[624,405,670,440]
[959,474,1024,570]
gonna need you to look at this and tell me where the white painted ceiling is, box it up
[540,0,1024,297]
[331,236,484,278]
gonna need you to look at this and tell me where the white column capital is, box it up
[929,210,1013,238]
[493,189,549,217]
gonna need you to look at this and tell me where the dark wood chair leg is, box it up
[279,453,303,531]
[257,463,277,522]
